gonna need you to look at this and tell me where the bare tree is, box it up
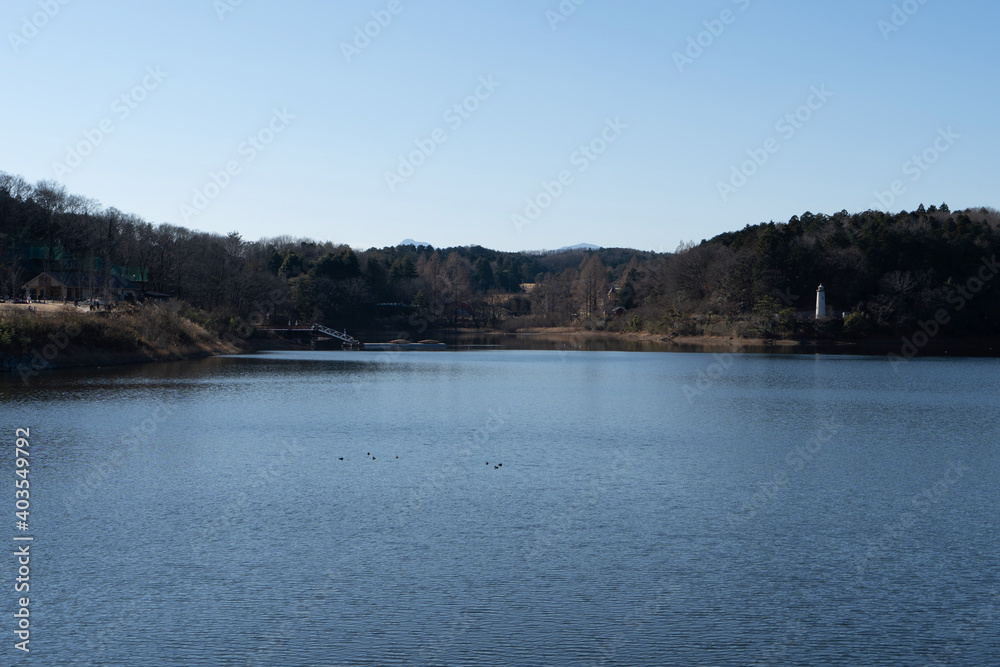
[577,254,606,317]
[32,180,69,271]
[443,251,472,326]
[880,271,919,297]
[0,172,32,201]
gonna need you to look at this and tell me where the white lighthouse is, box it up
[815,284,826,320]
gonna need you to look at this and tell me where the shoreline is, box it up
[0,303,245,378]
[439,327,1000,357]
[0,339,243,377]
[4,324,999,378]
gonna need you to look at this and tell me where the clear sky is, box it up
[2,1,996,252]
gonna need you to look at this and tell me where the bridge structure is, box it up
[310,323,360,345]
[258,323,361,347]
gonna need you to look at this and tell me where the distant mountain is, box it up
[557,243,601,252]
[398,239,431,248]
[521,243,603,255]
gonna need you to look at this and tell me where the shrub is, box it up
[776,308,798,335]
[843,311,875,339]
[672,317,702,337]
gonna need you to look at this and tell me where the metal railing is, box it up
[311,323,359,344]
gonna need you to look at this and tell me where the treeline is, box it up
[0,171,646,332]
[2,169,999,339]
[611,205,1000,339]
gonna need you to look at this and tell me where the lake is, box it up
[3,349,999,666]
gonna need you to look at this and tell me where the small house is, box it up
[22,271,139,302]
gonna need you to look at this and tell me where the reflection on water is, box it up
[3,350,999,665]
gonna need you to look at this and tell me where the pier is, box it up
[258,324,362,348]
[256,325,446,350]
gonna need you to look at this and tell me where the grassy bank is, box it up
[0,302,241,371]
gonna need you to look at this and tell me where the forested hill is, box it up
[678,206,1000,337]
[1,170,998,340]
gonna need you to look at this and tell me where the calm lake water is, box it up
[3,350,999,666]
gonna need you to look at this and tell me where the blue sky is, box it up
[2,0,995,252]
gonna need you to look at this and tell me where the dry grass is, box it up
[0,301,218,355]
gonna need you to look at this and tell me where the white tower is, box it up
[815,284,826,320]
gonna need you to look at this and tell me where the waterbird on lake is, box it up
[339,457,344,460]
